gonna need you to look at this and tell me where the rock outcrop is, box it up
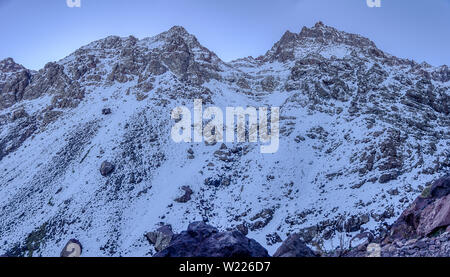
[273,233,317,257]
[388,175,450,240]
[0,23,448,257]
[344,175,450,257]
[154,222,269,257]
[146,225,174,252]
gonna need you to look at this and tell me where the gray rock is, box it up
[100,161,115,176]
[146,225,173,252]
[273,233,317,257]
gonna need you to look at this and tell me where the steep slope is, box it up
[0,23,448,257]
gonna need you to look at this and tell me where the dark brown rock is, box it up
[388,175,450,241]
[100,161,115,176]
[273,233,317,257]
[174,186,193,203]
[154,222,269,257]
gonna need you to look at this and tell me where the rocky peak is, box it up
[262,21,380,63]
[299,21,377,49]
[0,58,26,74]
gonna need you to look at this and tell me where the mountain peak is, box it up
[0,57,26,73]
[262,22,379,62]
[167,25,189,36]
[314,21,325,28]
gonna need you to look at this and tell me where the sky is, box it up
[0,0,449,70]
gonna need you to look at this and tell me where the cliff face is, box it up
[0,23,448,257]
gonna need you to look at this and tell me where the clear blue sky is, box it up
[0,0,449,70]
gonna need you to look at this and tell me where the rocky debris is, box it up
[146,225,174,252]
[273,233,317,257]
[379,172,398,184]
[343,175,450,257]
[366,243,382,257]
[345,231,450,257]
[236,223,249,235]
[100,161,115,176]
[174,186,193,203]
[102,108,112,115]
[387,175,450,240]
[154,222,269,257]
[0,23,449,256]
[340,214,370,233]
[11,108,29,121]
[249,208,275,231]
[60,239,83,257]
[266,232,283,245]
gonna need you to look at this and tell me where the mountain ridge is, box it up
[0,22,448,257]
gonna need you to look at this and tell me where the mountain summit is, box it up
[0,24,448,257]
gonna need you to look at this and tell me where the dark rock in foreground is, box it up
[344,175,450,257]
[273,233,317,257]
[146,225,174,252]
[154,222,269,257]
[388,175,450,241]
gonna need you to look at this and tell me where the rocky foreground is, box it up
[148,175,450,257]
[3,175,449,258]
[0,22,448,256]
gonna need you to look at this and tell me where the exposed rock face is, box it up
[388,175,450,240]
[273,233,317,257]
[344,175,450,257]
[0,23,448,257]
[154,222,269,257]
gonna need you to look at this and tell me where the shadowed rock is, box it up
[387,175,450,241]
[146,225,174,252]
[154,222,269,257]
[273,233,317,257]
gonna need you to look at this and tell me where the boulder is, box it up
[154,222,269,257]
[100,161,115,176]
[102,108,112,115]
[273,233,317,257]
[146,225,174,252]
[387,175,450,241]
[174,186,193,203]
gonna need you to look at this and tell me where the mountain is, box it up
[0,23,448,257]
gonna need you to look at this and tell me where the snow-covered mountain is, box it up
[0,22,448,257]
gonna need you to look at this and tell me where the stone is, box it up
[174,186,193,203]
[102,108,112,115]
[146,225,173,252]
[154,222,269,257]
[100,161,115,176]
[273,233,317,257]
[388,175,450,240]
[236,223,248,236]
